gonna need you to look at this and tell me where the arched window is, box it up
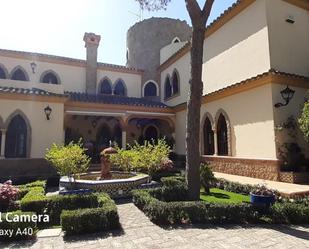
[41,72,59,84]
[164,76,172,99]
[100,78,112,94]
[11,67,28,81]
[97,124,112,149]
[217,114,228,156]
[114,80,126,96]
[203,117,214,155]
[172,70,179,95]
[113,125,122,147]
[144,125,159,142]
[5,115,28,158]
[144,82,157,97]
[0,66,7,79]
[172,37,180,43]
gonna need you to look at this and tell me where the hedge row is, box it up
[20,189,99,225]
[0,211,37,241]
[132,189,309,225]
[17,181,46,200]
[61,196,119,236]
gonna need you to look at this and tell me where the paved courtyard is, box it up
[2,202,309,249]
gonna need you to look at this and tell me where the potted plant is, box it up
[250,184,276,207]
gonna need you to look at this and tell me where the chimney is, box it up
[83,32,101,94]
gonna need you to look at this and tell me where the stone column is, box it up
[122,130,127,149]
[83,33,101,94]
[0,129,6,158]
[213,129,218,156]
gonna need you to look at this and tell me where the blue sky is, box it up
[0,0,237,66]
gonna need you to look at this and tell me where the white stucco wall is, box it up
[0,55,86,92]
[162,0,271,106]
[97,70,142,98]
[272,84,309,158]
[160,53,190,106]
[160,41,188,65]
[202,0,271,94]
[266,0,309,77]
[175,84,277,159]
[0,99,64,158]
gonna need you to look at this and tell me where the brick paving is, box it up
[1,202,309,249]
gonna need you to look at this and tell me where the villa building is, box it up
[0,0,308,183]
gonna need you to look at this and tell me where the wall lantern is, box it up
[44,105,52,120]
[92,119,97,128]
[274,86,295,108]
[30,62,37,74]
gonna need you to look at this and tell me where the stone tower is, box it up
[126,18,191,93]
[84,32,101,94]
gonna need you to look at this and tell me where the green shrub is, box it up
[46,194,98,224]
[271,203,309,224]
[45,140,90,178]
[299,102,309,141]
[61,195,119,236]
[214,178,256,195]
[110,139,172,176]
[0,211,37,241]
[21,191,99,225]
[20,187,48,215]
[200,163,215,194]
[61,205,120,236]
[132,189,261,225]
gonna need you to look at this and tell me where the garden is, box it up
[0,139,309,242]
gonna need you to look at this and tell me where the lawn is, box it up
[200,188,250,204]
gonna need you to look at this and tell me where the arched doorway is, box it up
[5,115,28,158]
[203,117,214,155]
[96,124,112,150]
[144,125,158,142]
[217,114,228,156]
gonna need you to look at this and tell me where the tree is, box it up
[136,0,215,200]
[299,102,309,142]
[45,141,90,180]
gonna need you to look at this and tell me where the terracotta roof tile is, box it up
[0,86,66,98]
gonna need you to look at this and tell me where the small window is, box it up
[164,76,172,99]
[114,80,126,96]
[144,82,157,97]
[172,70,179,95]
[42,72,59,84]
[0,66,6,79]
[100,79,112,94]
[172,37,180,44]
[11,68,28,81]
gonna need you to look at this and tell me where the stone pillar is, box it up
[122,130,127,149]
[0,129,6,158]
[83,32,101,94]
[213,129,218,156]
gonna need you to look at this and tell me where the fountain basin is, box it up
[59,171,150,198]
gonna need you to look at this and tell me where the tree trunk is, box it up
[186,24,205,200]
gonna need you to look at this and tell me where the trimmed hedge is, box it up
[271,203,309,224]
[132,189,261,225]
[61,199,119,236]
[17,181,46,200]
[0,211,37,241]
[20,191,99,225]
